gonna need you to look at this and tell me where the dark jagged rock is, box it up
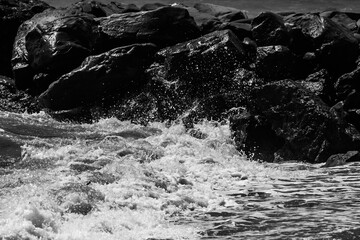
[172,3,215,27]
[12,9,103,94]
[320,11,359,32]
[98,6,201,49]
[322,151,360,167]
[0,0,51,77]
[0,75,40,113]
[255,45,299,81]
[219,11,248,22]
[251,12,290,46]
[39,43,157,111]
[230,79,360,163]
[201,19,252,39]
[114,30,253,124]
[66,0,139,17]
[334,66,360,105]
[302,69,333,103]
[285,13,359,76]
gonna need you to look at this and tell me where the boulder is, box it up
[66,0,139,17]
[255,45,299,81]
[170,3,216,28]
[322,150,360,167]
[285,13,359,76]
[320,11,358,32]
[114,30,253,123]
[0,75,40,113]
[230,79,360,163]
[334,66,360,104]
[302,69,333,103]
[201,19,252,39]
[251,12,290,46]
[39,43,157,111]
[219,11,248,22]
[12,9,103,94]
[98,6,201,49]
[0,0,51,77]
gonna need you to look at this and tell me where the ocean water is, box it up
[1,111,360,240]
[2,1,360,239]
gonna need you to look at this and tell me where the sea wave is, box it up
[1,111,359,239]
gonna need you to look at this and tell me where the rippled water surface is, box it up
[1,111,360,239]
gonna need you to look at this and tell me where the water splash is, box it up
[0,111,359,239]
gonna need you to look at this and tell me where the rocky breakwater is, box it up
[3,1,360,165]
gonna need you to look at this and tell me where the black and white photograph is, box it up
[1,0,360,239]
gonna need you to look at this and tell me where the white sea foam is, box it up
[2,113,358,239]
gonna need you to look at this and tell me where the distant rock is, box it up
[320,11,359,32]
[140,2,168,11]
[0,0,51,77]
[285,13,359,76]
[230,79,360,163]
[201,18,252,39]
[98,6,201,49]
[66,0,139,17]
[12,9,103,94]
[251,12,290,46]
[39,43,157,111]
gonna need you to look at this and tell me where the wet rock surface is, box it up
[2,1,360,163]
[0,0,51,78]
[39,43,157,111]
[113,30,254,123]
[97,6,201,49]
[12,8,103,94]
[230,80,360,163]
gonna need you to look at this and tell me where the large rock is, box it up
[114,30,254,123]
[230,79,360,163]
[39,44,157,111]
[320,11,359,32]
[285,13,359,76]
[255,45,299,80]
[251,12,290,46]
[201,19,252,39]
[0,0,51,77]
[98,6,201,49]
[66,0,140,17]
[334,66,360,104]
[12,9,103,94]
